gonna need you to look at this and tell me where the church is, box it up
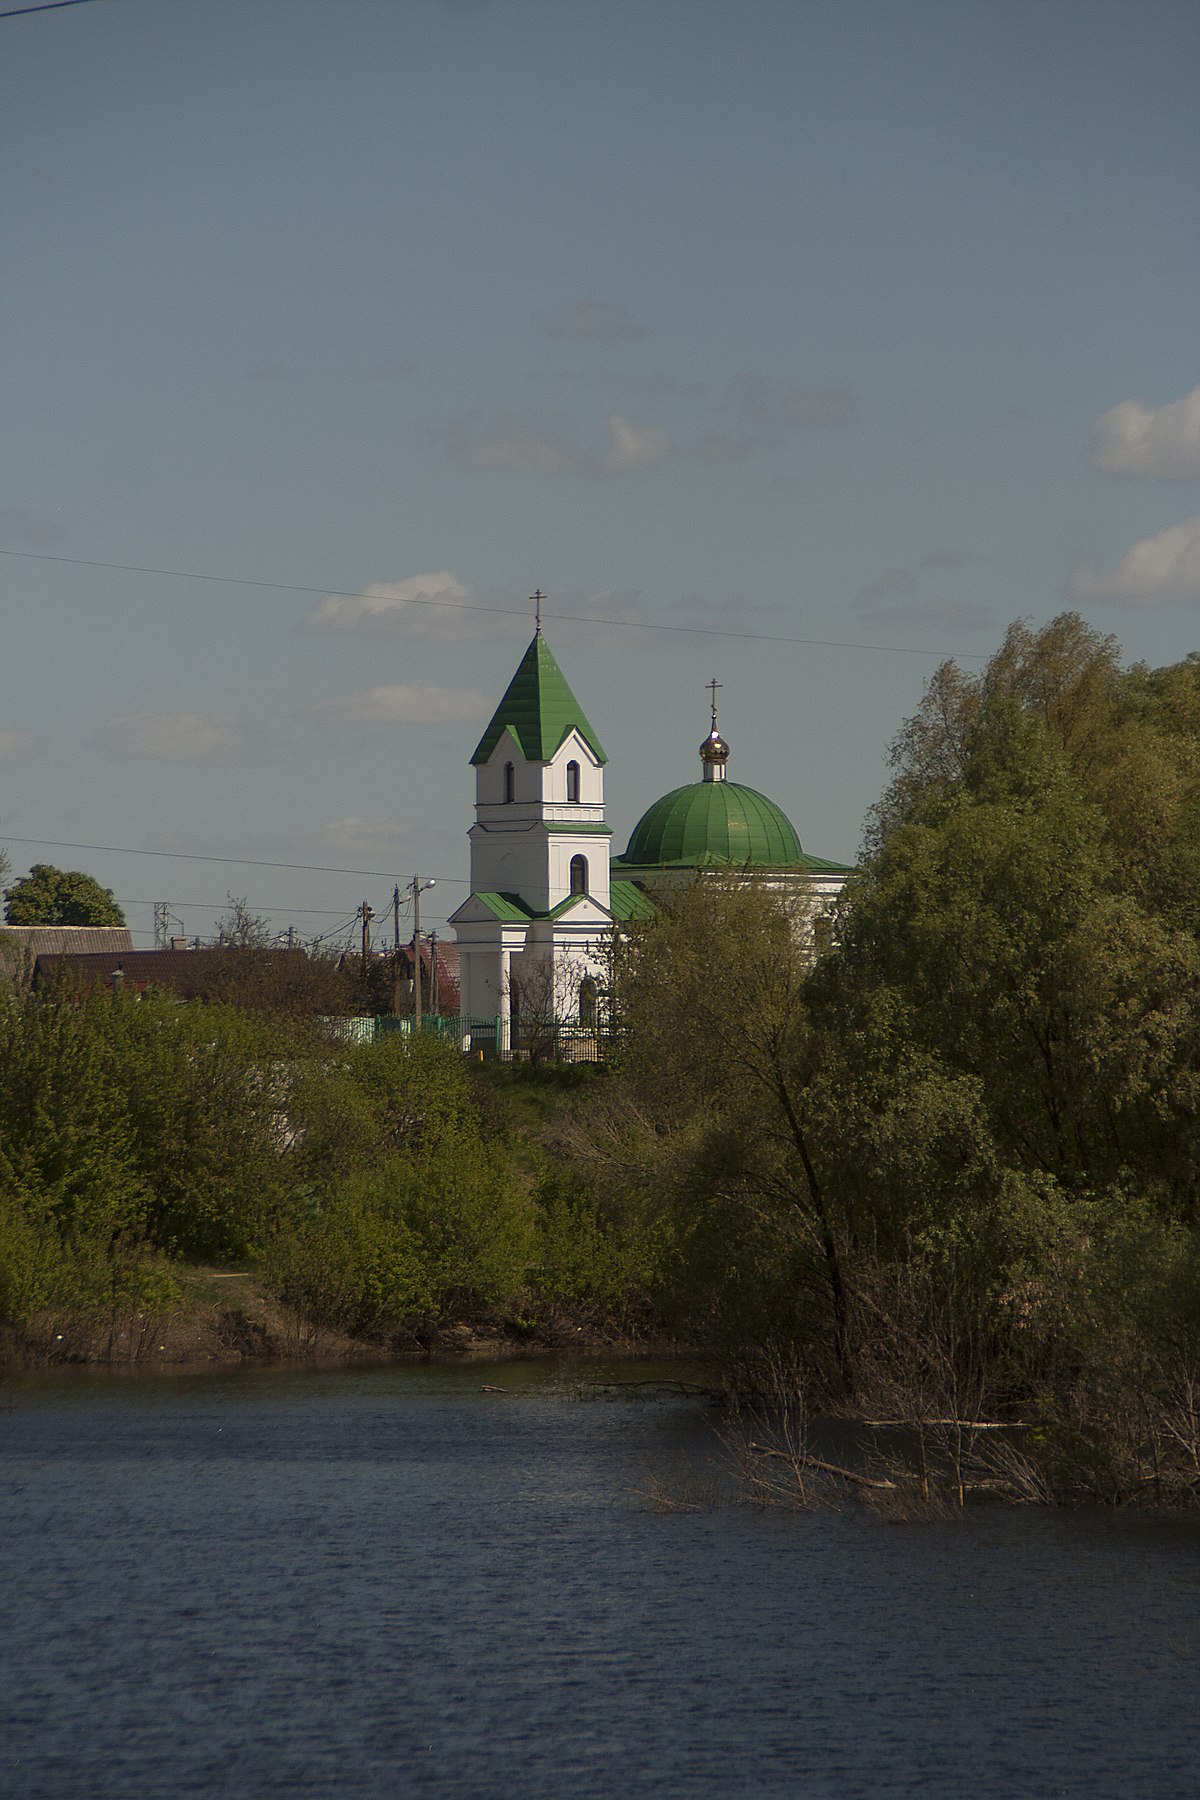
[450,612,851,1036]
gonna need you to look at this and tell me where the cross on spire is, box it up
[531,588,546,635]
[708,677,722,731]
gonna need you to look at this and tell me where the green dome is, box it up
[621,780,804,869]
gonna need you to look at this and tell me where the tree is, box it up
[213,893,273,947]
[4,863,125,927]
[602,876,859,1386]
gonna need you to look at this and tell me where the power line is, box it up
[0,1,106,17]
[0,833,469,883]
[0,1,102,15]
[126,898,362,916]
[0,547,983,662]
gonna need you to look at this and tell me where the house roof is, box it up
[32,948,223,998]
[2,925,133,956]
[397,939,461,1010]
[30,946,312,1000]
[470,633,607,767]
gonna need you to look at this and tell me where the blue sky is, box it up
[2,0,1198,948]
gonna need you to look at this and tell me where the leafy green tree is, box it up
[605,876,859,1385]
[4,863,126,927]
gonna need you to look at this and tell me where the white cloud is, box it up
[307,817,408,856]
[0,729,39,763]
[1090,385,1200,478]
[436,414,580,476]
[95,711,262,764]
[438,413,670,480]
[1070,515,1200,604]
[540,300,649,342]
[305,571,513,640]
[304,682,491,725]
[595,414,670,476]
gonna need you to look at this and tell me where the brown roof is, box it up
[397,940,461,1012]
[32,948,219,999]
[3,925,133,956]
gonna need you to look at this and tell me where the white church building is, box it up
[451,617,851,1040]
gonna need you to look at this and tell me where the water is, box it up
[1,1360,1197,1799]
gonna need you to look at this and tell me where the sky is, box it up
[2,0,1198,950]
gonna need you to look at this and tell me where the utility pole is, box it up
[410,875,436,1035]
[391,883,404,1015]
[429,931,439,1022]
[359,900,373,978]
[412,876,422,1035]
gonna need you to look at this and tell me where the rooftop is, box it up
[471,633,607,768]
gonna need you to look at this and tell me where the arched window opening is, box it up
[504,761,515,803]
[569,854,588,896]
[578,976,598,1030]
[566,760,580,803]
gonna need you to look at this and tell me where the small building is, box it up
[393,938,461,1014]
[1,925,135,989]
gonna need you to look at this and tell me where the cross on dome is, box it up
[699,677,730,782]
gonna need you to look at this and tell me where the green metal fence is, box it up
[324,1013,608,1062]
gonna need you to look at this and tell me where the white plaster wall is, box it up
[546,836,611,912]
[540,734,604,806]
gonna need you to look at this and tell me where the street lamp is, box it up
[412,876,435,1033]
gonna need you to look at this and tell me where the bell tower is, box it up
[452,592,614,1024]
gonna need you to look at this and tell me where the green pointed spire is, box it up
[470,634,607,767]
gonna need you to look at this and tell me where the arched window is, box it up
[504,761,515,803]
[569,854,588,896]
[566,760,580,803]
[578,976,598,1029]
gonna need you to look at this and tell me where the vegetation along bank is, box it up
[3,615,1200,1509]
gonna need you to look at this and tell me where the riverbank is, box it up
[0,1263,679,1374]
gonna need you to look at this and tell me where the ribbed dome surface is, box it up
[622,780,804,868]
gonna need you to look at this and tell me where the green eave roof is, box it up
[609,879,657,921]
[612,852,853,878]
[468,889,618,923]
[471,891,537,922]
[471,634,607,767]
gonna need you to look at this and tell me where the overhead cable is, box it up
[0,547,983,661]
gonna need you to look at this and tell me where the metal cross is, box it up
[708,677,722,730]
[531,588,546,634]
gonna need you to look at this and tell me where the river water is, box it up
[1,1359,1197,1799]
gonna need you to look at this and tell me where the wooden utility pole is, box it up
[359,900,373,978]
[391,883,404,1014]
[410,875,435,1034]
[412,876,422,1035]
